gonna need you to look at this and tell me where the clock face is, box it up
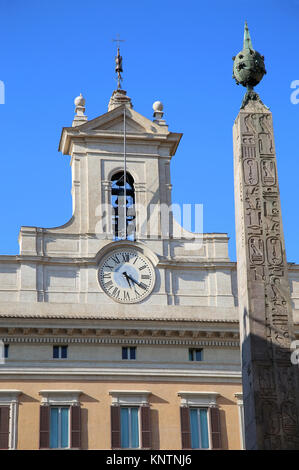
[98,248,156,304]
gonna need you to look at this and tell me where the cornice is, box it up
[0,327,240,347]
[0,367,242,382]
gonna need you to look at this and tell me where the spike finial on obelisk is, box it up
[232,21,267,108]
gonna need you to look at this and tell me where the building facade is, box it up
[0,83,298,450]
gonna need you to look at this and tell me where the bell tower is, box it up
[58,49,182,243]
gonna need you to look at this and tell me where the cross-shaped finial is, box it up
[112,34,125,49]
[112,36,125,90]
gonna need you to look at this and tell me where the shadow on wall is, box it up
[241,306,299,450]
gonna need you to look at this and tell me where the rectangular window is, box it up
[4,345,9,359]
[189,408,209,449]
[50,407,69,449]
[189,348,203,361]
[120,407,139,449]
[122,346,136,360]
[53,345,68,359]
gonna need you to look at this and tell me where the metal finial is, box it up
[112,36,125,90]
[232,22,267,108]
[243,21,253,50]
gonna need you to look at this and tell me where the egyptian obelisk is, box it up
[233,22,299,449]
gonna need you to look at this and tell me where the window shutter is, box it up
[180,406,191,449]
[141,405,151,449]
[39,406,50,449]
[111,406,121,449]
[71,405,81,449]
[0,406,10,449]
[210,407,222,449]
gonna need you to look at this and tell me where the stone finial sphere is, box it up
[153,101,163,112]
[74,93,86,107]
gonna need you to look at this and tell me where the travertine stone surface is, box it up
[233,99,299,449]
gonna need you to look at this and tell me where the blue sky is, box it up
[0,0,298,262]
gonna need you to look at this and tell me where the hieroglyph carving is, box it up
[235,108,299,449]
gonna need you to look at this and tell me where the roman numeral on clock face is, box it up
[104,280,113,290]
[122,253,130,263]
[104,264,113,270]
[112,287,120,298]
[139,282,147,290]
[123,291,130,301]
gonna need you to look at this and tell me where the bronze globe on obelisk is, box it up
[232,22,299,449]
[232,21,267,108]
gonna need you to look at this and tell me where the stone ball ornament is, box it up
[153,101,163,112]
[74,93,86,107]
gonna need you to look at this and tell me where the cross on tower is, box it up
[112,34,125,49]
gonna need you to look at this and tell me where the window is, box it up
[0,343,9,361]
[178,392,221,450]
[122,346,136,360]
[109,391,151,450]
[53,345,68,359]
[189,408,209,449]
[111,171,135,241]
[189,348,203,361]
[39,390,82,450]
[120,407,139,448]
[50,407,70,449]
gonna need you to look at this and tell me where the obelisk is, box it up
[233,22,299,449]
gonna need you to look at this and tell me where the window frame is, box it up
[109,390,151,450]
[178,391,220,450]
[122,346,136,360]
[53,345,68,359]
[39,390,82,450]
[49,406,71,449]
[188,348,203,362]
[189,407,211,449]
[120,406,140,449]
[0,390,21,450]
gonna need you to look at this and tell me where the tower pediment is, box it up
[59,105,182,156]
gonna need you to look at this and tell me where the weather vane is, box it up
[112,35,125,90]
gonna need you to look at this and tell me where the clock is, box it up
[98,248,156,304]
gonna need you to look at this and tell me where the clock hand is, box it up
[125,274,146,290]
[122,271,132,288]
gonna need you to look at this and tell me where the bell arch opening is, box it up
[111,171,136,241]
